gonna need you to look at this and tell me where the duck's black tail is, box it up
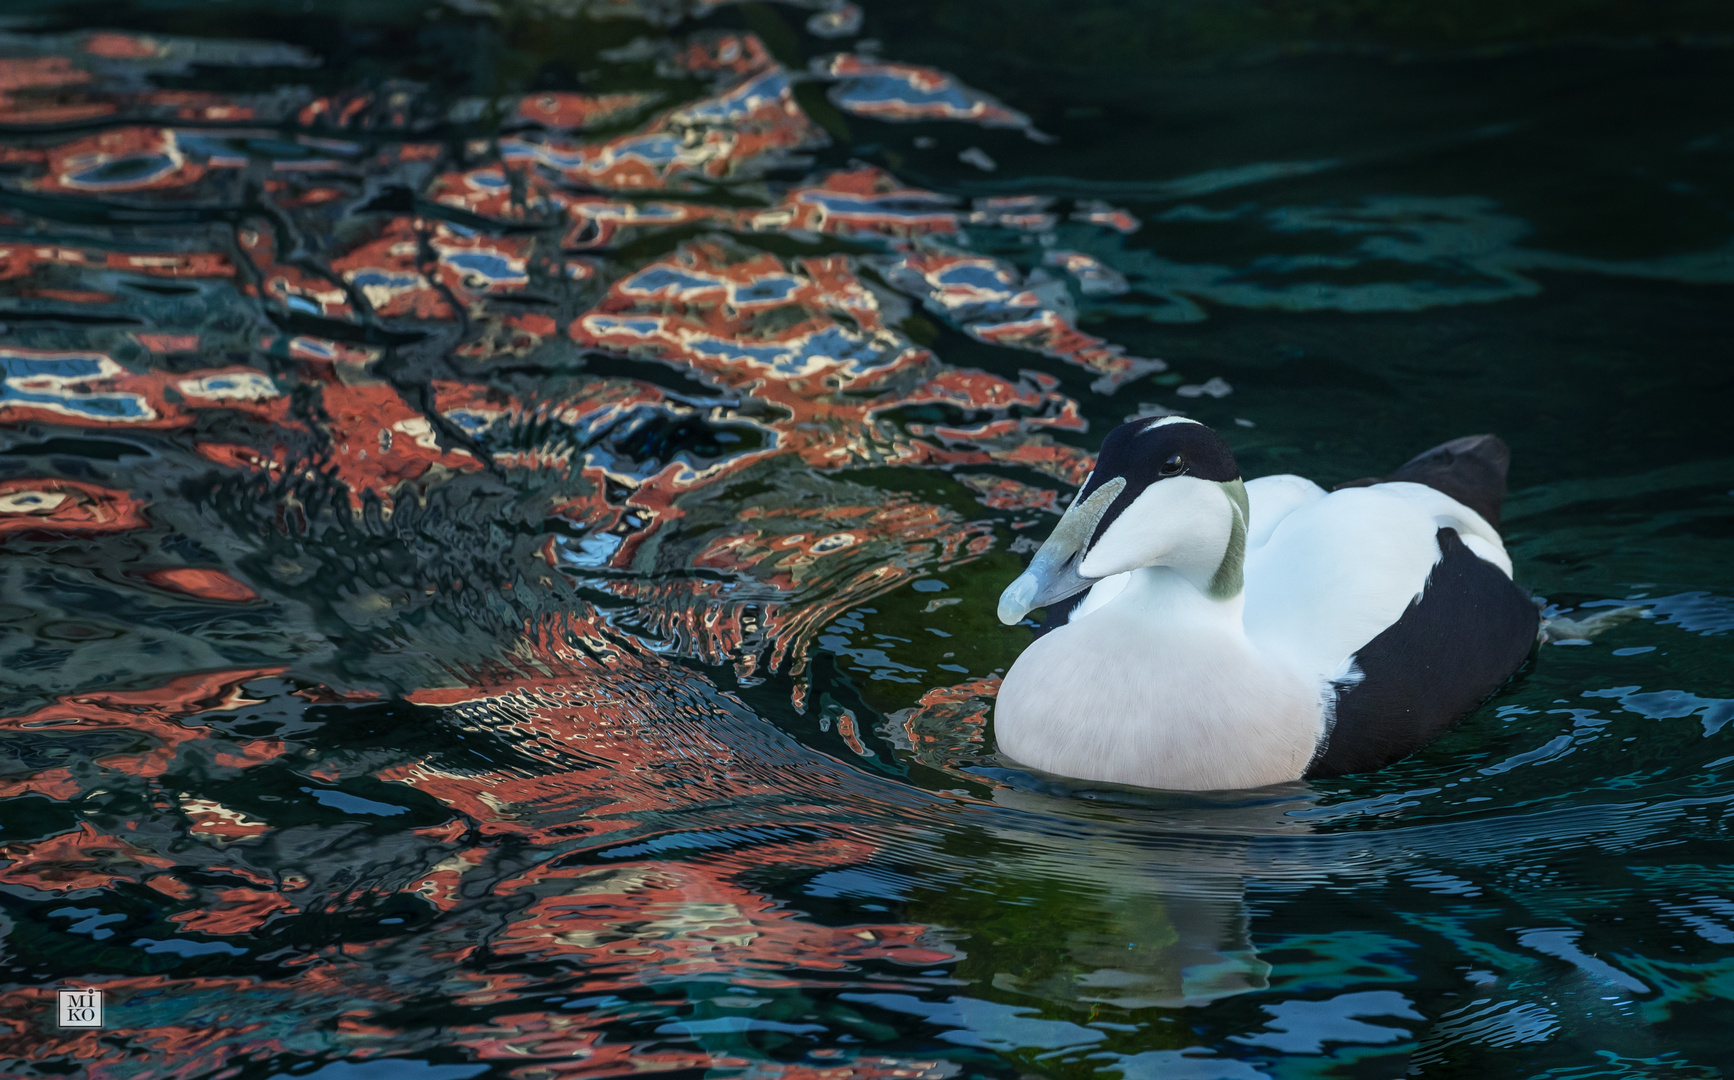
[1335,433,1511,527]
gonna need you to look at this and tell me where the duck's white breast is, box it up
[996,572,1322,791]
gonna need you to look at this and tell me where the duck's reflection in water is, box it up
[950,783,1337,1011]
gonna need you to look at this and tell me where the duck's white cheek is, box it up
[1079,477,1228,579]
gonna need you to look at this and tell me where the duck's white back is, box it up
[1242,479,1510,686]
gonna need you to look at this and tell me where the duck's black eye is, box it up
[1160,454,1186,477]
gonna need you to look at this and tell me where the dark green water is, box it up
[0,2,1730,1077]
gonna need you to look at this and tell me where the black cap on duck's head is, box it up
[997,418,1250,625]
[1079,415,1241,541]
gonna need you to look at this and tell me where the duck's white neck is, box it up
[1116,565,1245,621]
[1072,564,1242,625]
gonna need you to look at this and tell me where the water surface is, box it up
[0,2,1731,1077]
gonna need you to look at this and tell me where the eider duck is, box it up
[995,418,1538,790]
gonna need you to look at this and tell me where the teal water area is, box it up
[0,1,1731,1076]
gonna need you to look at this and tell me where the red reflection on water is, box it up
[0,56,109,124]
[133,567,260,603]
[0,667,283,783]
[512,90,663,131]
[967,310,1161,392]
[0,767,81,801]
[892,677,1001,779]
[170,885,295,934]
[0,478,148,536]
[956,473,1062,514]
[239,222,356,320]
[0,821,175,892]
[25,127,208,194]
[674,497,990,677]
[781,166,962,239]
[1072,199,1142,233]
[678,30,776,80]
[330,217,457,321]
[968,195,1058,232]
[484,855,953,982]
[0,243,233,282]
[0,347,272,430]
[395,626,770,841]
[293,373,484,513]
[298,86,421,131]
[427,164,573,224]
[883,250,1163,391]
[503,67,825,192]
[0,24,1176,1073]
[817,53,1033,130]
[82,32,165,60]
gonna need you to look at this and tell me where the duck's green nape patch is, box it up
[1208,478,1250,600]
